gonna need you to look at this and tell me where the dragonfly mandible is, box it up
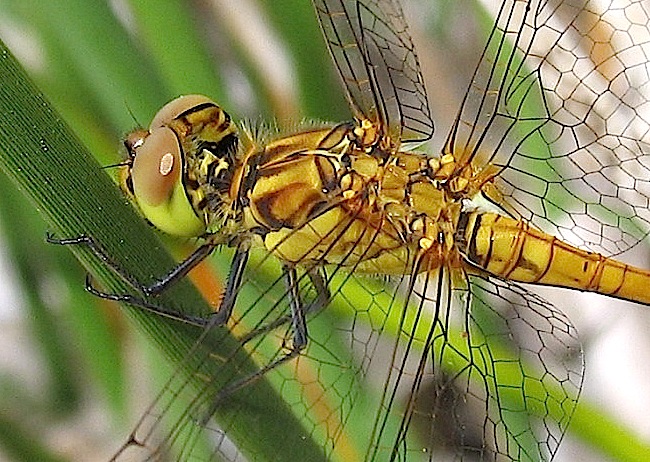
[52,0,650,460]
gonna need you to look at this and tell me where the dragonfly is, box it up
[51,0,650,460]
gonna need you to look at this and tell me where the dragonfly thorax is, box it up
[236,122,464,275]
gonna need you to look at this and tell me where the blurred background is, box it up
[0,0,649,460]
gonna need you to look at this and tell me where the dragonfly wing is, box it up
[445,0,650,255]
[109,253,337,461]
[313,0,434,144]
[108,209,583,461]
[109,210,393,461]
[365,268,583,461]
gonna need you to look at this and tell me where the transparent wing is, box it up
[110,252,345,462]
[446,0,650,255]
[313,0,434,143]
[110,209,583,461]
[362,269,582,461]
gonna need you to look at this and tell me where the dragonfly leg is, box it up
[237,265,330,344]
[82,274,210,327]
[47,233,250,329]
[206,245,249,327]
[200,265,331,423]
[283,265,309,349]
[47,233,216,295]
[307,266,331,313]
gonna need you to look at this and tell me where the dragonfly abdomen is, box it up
[459,211,650,304]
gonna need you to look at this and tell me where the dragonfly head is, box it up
[122,95,239,238]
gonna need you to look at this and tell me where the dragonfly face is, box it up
[74,0,650,460]
[122,95,237,238]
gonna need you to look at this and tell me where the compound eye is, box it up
[129,126,206,237]
[150,94,216,129]
[130,127,180,207]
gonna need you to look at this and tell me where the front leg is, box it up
[47,233,216,295]
[48,233,249,329]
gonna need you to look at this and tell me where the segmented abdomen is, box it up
[458,211,650,304]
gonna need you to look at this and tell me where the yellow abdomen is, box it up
[459,211,650,305]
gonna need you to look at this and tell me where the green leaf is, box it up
[0,40,325,461]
